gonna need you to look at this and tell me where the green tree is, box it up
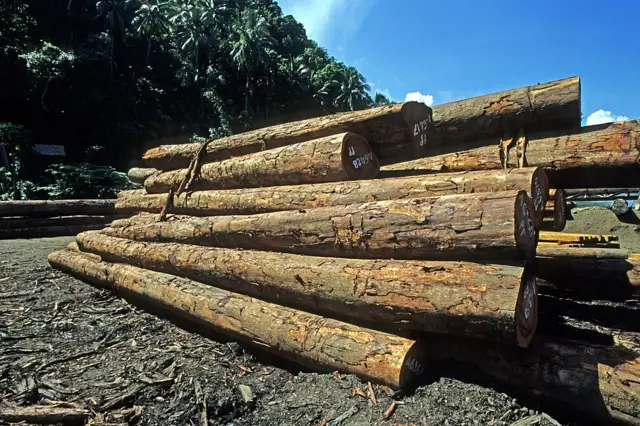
[335,66,371,111]
[95,0,137,76]
[374,92,392,106]
[133,0,171,65]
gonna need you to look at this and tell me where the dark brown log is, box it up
[541,189,567,231]
[424,335,640,425]
[127,167,158,184]
[105,190,538,262]
[47,249,426,389]
[116,168,548,221]
[0,224,109,240]
[429,76,581,146]
[0,405,91,424]
[0,199,115,218]
[142,102,432,170]
[145,133,380,193]
[0,215,126,230]
[380,120,640,185]
[77,231,538,347]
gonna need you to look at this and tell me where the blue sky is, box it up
[277,0,639,125]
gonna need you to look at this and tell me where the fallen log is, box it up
[425,335,640,425]
[0,405,91,424]
[0,215,125,230]
[541,189,567,231]
[145,133,380,193]
[0,199,115,218]
[47,249,426,389]
[142,102,432,170]
[77,232,538,347]
[127,167,158,185]
[0,224,109,240]
[379,120,640,183]
[429,76,581,146]
[116,168,548,220]
[105,190,538,262]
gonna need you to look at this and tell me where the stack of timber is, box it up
[0,199,123,239]
[48,76,640,425]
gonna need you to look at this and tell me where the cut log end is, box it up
[400,102,433,153]
[514,190,537,261]
[515,267,538,348]
[553,189,567,231]
[530,168,550,223]
[341,133,380,179]
[398,341,428,389]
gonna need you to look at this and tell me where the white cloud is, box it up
[405,91,434,107]
[585,109,630,126]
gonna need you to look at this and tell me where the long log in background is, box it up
[0,199,115,218]
[77,232,538,347]
[0,224,110,240]
[117,168,548,219]
[145,133,380,193]
[47,249,426,389]
[142,102,432,170]
[106,190,538,262]
[0,215,126,230]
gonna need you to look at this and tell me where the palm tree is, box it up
[230,8,274,115]
[95,0,137,76]
[335,66,371,111]
[133,0,171,65]
[374,92,392,106]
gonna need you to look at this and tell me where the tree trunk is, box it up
[116,168,548,221]
[540,189,567,231]
[0,215,125,230]
[0,224,109,240]
[380,120,640,187]
[105,190,538,262]
[429,76,581,146]
[144,133,380,194]
[142,102,432,170]
[424,335,640,426]
[127,167,158,185]
[0,406,91,424]
[47,249,426,389]
[77,231,538,347]
[0,199,115,218]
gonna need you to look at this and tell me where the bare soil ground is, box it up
[3,205,636,426]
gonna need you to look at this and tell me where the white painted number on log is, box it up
[406,357,425,376]
[348,145,356,157]
[413,119,429,147]
[518,202,533,240]
[352,152,374,169]
[533,178,543,211]
[523,282,534,320]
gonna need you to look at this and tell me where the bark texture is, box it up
[0,199,115,218]
[77,232,538,347]
[541,189,567,231]
[429,76,581,146]
[0,215,125,230]
[105,190,538,262]
[425,335,640,425]
[116,168,547,219]
[127,167,159,184]
[47,249,425,389]
[145,133,380,193]
[142,102,432,170]
[0,224,108,240]
[0,406,91,424]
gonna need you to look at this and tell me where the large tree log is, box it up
[105,190,538,262]
[47,249,426,389]
[145,133,380,193]
[429,76,581,146]
[142,102,432,170]
[0,215,125,230]
[127,167,158,184]
[117,168,548,220]
[0,224,108,240]
[77,232,538,347]
[425,335,640,425]
[379,120,640,185]
[540,189,567,231]
[0,199,115,218]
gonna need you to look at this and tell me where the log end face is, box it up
[531,168,550,225]
[515,267,538,348]
[554,189,567,231]
[342,133,380,180]
[515,190,537,262]
[398,340,428,390]
[400,102,433,153]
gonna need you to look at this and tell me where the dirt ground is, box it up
[564,206,640,252]
[1,206,637,426]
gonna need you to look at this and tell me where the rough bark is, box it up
[127,167,158,184]
[540,189,567,231]
[0,406,92,424]
[116,168,548,220]
[105,190,538,262]
[0,215,125,230]
[145,133,380,193]
[47,249,425,389]
[142,102,432,170]
[429,76,581,146]
[379,121,640,185]
[425,335,640,425]
[0,224,108,240]
[77,231,538,347]
[0,199,115,218]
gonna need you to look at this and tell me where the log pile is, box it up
[48,76,640,424]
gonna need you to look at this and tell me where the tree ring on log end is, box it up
[400,102,433,154]
[530,168,549,226]
[341,133,380,180]
[554,189,567,231]
[515,267,538,348]
[514,190,537,261]
[398,341,428,390]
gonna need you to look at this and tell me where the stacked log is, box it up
[540,189,567,231]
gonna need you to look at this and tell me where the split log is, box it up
[127,167,158,184]
[541,189,567,231]
[0,199,115,218]
[429,76,581,146]
[539,231,619,245]
[145,133,380,193]
[104,190,538,262]
[0,215,125,230]
[0,224,108,240]
[0,405,91,424]
[47,249,426,389]
[425,335,640,425]
[379,120,640,185]
[142,102,432,170]
[116,168,548,220]
[77,232,538,347]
